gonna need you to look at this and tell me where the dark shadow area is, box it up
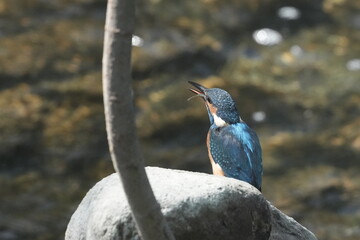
[268,138,360,176]
[133,47,227,80]
[252,0,333,34]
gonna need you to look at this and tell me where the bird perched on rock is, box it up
[188,81,263,191]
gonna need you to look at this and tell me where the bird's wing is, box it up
[209,123,263,190]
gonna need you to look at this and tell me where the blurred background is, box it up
[0,0,359,239]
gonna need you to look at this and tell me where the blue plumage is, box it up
[209,123,262,190]
[188,81,263,191]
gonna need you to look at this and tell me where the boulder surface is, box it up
[65,167,317,240]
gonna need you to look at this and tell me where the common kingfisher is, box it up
[188,81,263,191]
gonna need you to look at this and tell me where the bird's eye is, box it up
[206,97,212,104]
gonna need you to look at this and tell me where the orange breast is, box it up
[207,131,225,176]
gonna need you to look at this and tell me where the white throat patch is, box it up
[213,114,227,127]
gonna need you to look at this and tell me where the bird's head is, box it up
[188,81,241,127]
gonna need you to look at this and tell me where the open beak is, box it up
[188,81,207,97]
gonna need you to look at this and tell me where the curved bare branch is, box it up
[102,0,175,239]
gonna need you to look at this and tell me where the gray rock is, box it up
[65,167,317,240]
[269,204,317,240]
